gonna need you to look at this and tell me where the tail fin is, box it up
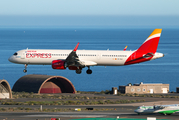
[137,29,162,54]
[124,29,162,65]
[123,46,128,51]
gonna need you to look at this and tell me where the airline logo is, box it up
[138,29,162,54]
[26,51,52,58]
[124,29,162,65]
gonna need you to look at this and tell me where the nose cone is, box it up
[8,56,12,62]
[134,109,139,113]
[134,109,137,113]
[8,56,15,63]
[134,109,142,113]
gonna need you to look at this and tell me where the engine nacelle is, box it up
[52,60,66,70]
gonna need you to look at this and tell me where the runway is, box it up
[1,94,179,120]
[0,105,179,120]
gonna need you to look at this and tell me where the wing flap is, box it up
[81,60,97,66]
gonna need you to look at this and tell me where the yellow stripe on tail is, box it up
[148,29,162,38]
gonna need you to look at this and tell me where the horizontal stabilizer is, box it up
[143,53,154,58]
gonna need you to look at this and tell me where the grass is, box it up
[0,99,145,105]
[0,91,158,113]
[12,91,106,99]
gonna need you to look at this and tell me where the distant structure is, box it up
[176,87,179,93]
[12,74,76,94]
[112,87,118,95]
[119,82,169,94]
[0,79,12,99]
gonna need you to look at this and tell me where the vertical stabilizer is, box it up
[137,29,162,54]
[124,29,162,65]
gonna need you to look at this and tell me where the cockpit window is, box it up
[13,52,18,56]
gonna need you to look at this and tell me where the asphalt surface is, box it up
[1,94,179,120]
[0,110,179,120]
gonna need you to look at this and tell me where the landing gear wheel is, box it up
[86,66,92,74]
[76,69,82,74]
[24,64,28,73]
[23,69,27,73]
[86,69,92,74]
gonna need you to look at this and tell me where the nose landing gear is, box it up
[23,64,28,73]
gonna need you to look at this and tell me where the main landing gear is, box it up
[86,66,92,74]
[76,68,82,74]
[75,66,92,74]
[23,64,28,73]
[76,66,82,74]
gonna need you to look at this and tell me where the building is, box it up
[119,82,169,94]
[0,79,12,99]
[176,87,179,93]
[112,87,118,95]
[12,74,76,94]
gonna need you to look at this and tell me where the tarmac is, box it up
[1,94,179,120]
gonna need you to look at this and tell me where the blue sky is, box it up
[0,0,179,27]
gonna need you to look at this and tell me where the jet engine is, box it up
[52,60,66,69]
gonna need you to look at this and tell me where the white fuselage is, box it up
[8,49,163,66]
[134,104,179,115]
[8,29,164,74]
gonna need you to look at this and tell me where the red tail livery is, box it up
[125,29,162,65]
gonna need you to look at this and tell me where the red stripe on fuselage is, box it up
[124,52,153,65]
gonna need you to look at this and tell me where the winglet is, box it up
[123,46,128,51]
[73,42,79,52]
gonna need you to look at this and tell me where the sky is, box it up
[0,0,179,28]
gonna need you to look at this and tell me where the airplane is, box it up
[8,29,164,74]
[134,104,179,115]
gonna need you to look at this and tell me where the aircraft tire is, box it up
[23,69,27,73]
[76,69,82,74]
[86,69,92,74]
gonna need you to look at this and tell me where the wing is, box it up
[65,43,85,68]
[81,60,97,66]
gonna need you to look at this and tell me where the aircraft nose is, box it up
[134,109,138,113]
[8,56,14,62]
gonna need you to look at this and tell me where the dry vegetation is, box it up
[0,91,147,112]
